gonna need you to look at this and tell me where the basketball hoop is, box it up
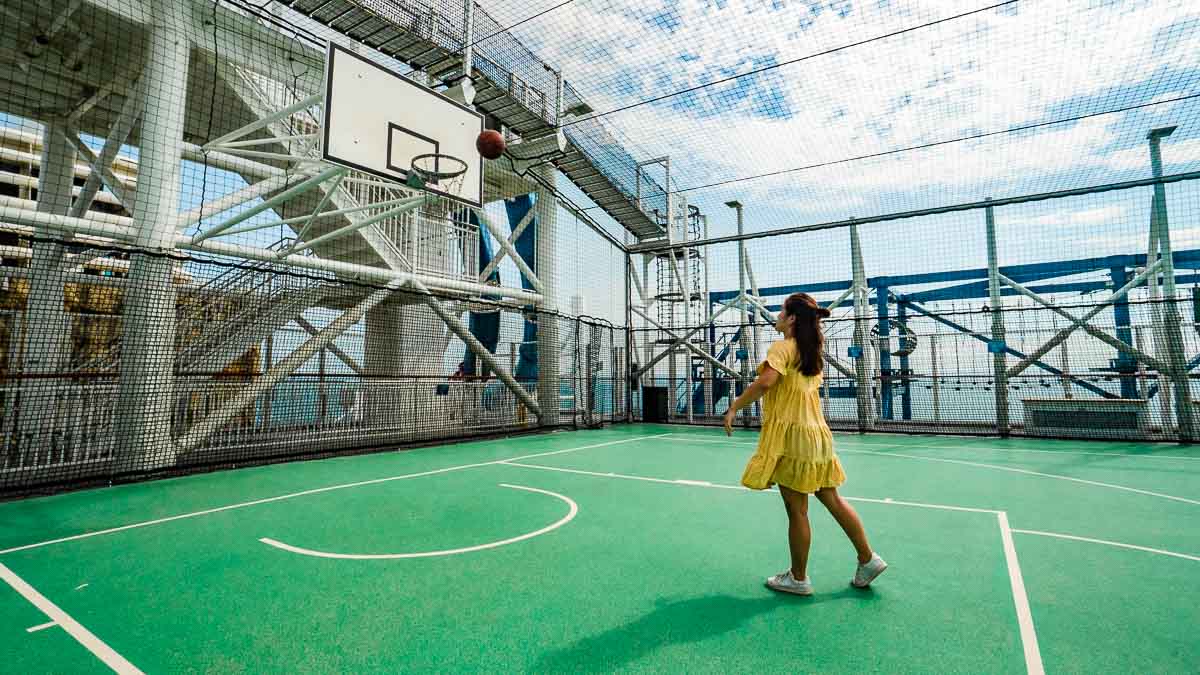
[406,153,467,198]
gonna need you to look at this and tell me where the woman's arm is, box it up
[723,366,780,435]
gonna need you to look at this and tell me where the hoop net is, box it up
[407,153,467,201]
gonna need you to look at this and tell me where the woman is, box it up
[724,292,886,595]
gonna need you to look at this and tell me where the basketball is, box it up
[476,129,506,160]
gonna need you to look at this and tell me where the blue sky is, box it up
[498,0,1200,305]
[8,0,1200,332]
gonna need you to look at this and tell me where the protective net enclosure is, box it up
[1,0,1198,494]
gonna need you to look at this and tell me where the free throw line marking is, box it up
[26,621,56,633]
[0,562,143,674]
[0,435,666,556]
[259,484,577,560]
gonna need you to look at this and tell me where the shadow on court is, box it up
[533,589,878,672]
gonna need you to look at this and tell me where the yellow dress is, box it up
[740,339,847,493]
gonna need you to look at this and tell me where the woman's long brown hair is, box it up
[784,292,832,376]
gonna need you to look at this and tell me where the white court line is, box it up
[1012,529,1200,563]
[893,443,1200,461]
[839,448,1200,506]
[503,461,1003,514]
[502,462,740,490]
[259,484,577,560]
[998,513,1045,675]
[662,433,1200,460]
[0,435,668,556]
[500,460,1043,674]
[26,621,56,633]
[0,562,143,674]
[658,435,1200,506]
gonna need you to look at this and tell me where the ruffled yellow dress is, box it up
[740,339,846,493]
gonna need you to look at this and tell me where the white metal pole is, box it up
[701,215,713,416]
[114,0,191,471]
[931,334,940,423]
[19,121,76,445]
[985,201,1009,435]
[534,163,560,425]
[462,0,474,81]
[728,200,749,426]
[1148,127,1194,440]
[850,223,873,431]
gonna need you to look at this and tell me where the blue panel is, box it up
[505,195,540,381]
[462,210,500,377]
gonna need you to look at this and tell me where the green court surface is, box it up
[1,425,1197,673]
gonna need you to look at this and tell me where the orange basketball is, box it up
[476,129,506,160]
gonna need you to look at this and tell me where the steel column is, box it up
[986,202,1010,435]
[534,164,560,425]
[1110,266,1138,399]
[113,0,190,471]
[1147,127,1194,441]
[850,223,873,430]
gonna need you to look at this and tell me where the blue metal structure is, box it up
[699,248,1200,416]
[505,195,540,382]
[463,210,501,377]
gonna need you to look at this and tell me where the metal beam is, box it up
[1006,259,1162,379]
[899,297,1116,399]
[177,281,407,453]
[999,273,1167,373]
[633,307,742,380]
[282,195,426,257]
[633,297,740,379]
[985,202,1009,434]
[173,173,297,231]
[0,196,546,304]
[60,126,134,207]
[410,278,542,419]
[474,207,545,296]
[294,315,365,376]
[192,165,342,243]
[630,170,1200,254]
[479,207,535,282]
[69,79,144,217]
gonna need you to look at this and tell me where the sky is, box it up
[7,0,1200,346]
[489,0,1200,303]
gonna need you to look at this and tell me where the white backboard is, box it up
[321,44,484,207]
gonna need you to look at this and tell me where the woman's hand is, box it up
[723,409,735,436]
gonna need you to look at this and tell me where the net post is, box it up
[534,163,560,426]
[986,199,1011,436]
[1147,128,1195,442]
[850,221,874,431]
[18,121,75,448]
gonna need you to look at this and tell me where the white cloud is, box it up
[513,0,1200,236]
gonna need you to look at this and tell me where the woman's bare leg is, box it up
[814,487,873,564]
[778,486,811,579]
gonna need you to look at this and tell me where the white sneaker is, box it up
[765,570,813,596]
[851,553,888,588]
